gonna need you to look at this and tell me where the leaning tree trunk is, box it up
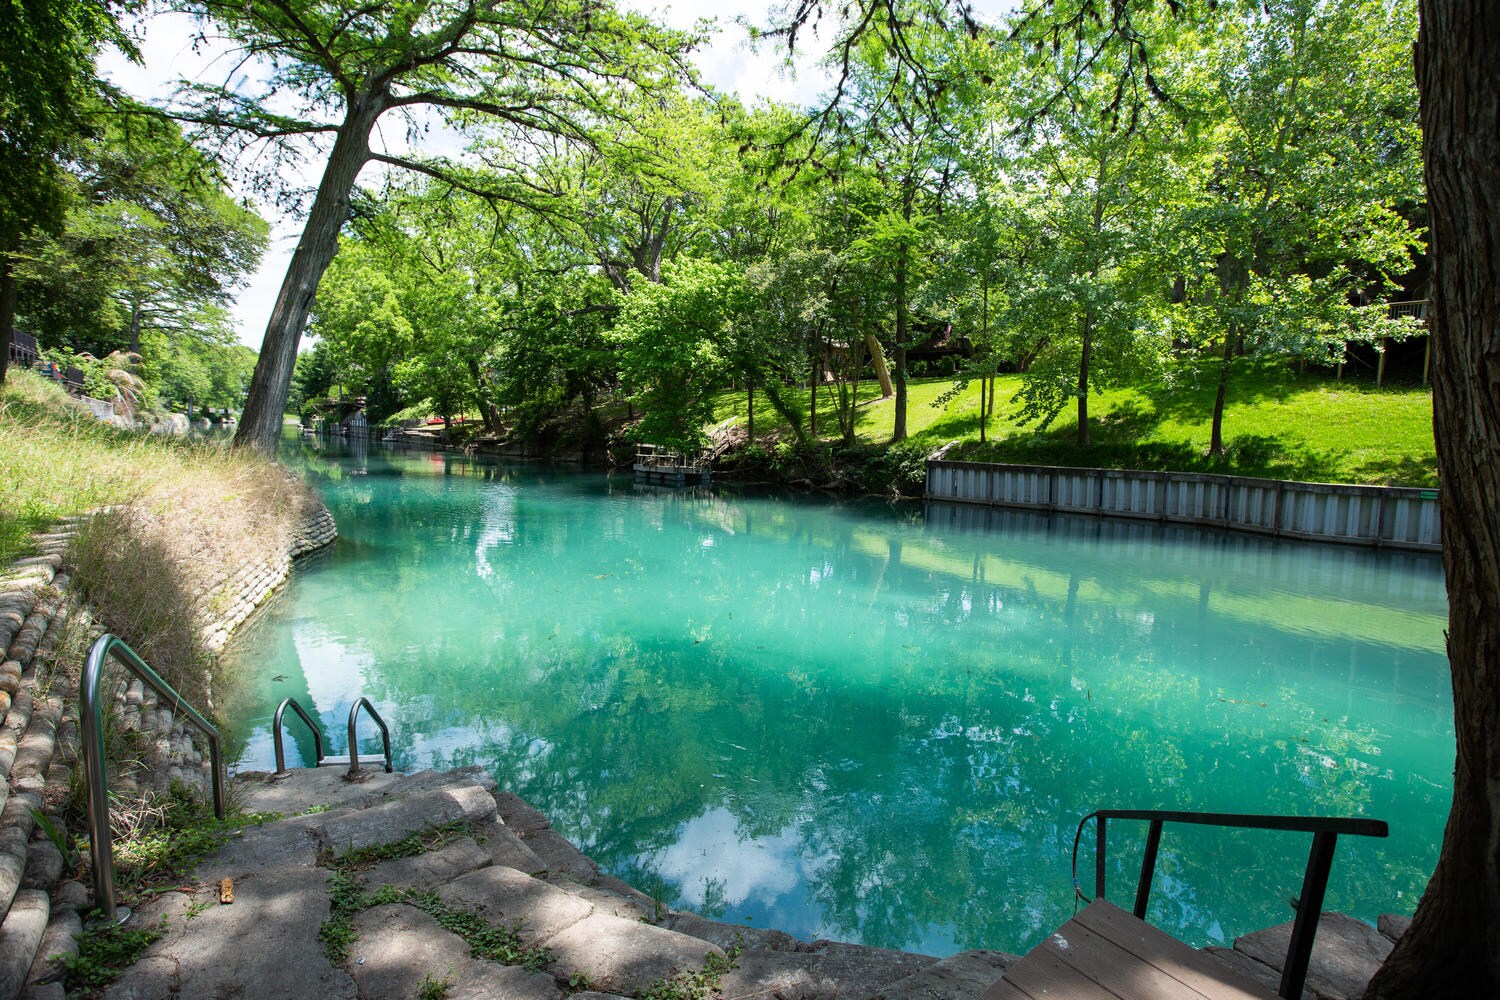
[1366,3,1500,996]
[867,333,894,397]
[234,94,384,453]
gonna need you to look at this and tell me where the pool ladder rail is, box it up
[82,634,228,924]
[273,696,394,776]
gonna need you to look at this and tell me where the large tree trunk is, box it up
[234,94,385,453]
[1366,3,1500,996]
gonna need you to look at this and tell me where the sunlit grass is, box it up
[0,371,290,562]
[1,368,322,705]
[711,364,1436,486]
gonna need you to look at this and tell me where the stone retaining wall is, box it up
[0,497,338,1000]
[201,502,337,651]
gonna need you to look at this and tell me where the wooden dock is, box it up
[633,428,734,488]
[633,445,710,487]
[982,901,1276,1000]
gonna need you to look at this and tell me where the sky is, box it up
[97,2,1010,350]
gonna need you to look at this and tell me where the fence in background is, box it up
[925,460,1441,552]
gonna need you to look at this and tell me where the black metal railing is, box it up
[1072,809,1388,1000]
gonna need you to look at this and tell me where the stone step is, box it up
[60,768,1053,1000]
[312,784,497,855]
[871,948,1019,1000]
[349,903,561,1000]
[233,763,496,817]
[1206,911,1395,1000]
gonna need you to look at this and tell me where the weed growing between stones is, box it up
[29,808,78,875]
[318,870,365,963]
[102,782,279,902]
[404,891,551,971]
[418,971,453,1000]
[58,919,166,995]
[638,945,742,1000]
[317,820,468,871]
[317,822,551,972]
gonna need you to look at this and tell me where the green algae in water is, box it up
[224,442,1452,957]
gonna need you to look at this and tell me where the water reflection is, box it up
[222,442,1452,956]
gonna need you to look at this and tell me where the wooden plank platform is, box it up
[979,901,1279,1000]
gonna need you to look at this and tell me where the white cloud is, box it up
[649,806,807,909]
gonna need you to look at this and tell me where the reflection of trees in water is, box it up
[233,454,1451,953]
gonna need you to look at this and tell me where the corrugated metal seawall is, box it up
[925,460,1441,552]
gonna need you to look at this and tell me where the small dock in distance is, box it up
[633,444,711,487]
[633,426,734,488]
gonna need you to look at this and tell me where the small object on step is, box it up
[220,878,234,904]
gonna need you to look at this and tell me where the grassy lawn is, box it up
[712,365,1436,486]
[0,371,299,565]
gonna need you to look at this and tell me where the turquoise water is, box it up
[224,441,1453,956]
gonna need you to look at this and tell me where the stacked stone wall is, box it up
[0,498,337,1000]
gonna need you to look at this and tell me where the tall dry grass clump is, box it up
[1,369,321,705]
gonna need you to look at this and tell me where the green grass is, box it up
[0,370,303,564]
[60,921,166,995]
[316,824,552,971]
[712,365,1436,486]
[111,783,281,895]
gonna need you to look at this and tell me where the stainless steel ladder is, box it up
[272,696,393,776]
[82,634,227,924]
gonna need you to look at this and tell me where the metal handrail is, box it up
[347,697,392,776]
[82,634,226,924]
[271,696,392,776]
[272,697,325,773]
[1071,808,1389,1000]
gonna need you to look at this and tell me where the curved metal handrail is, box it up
[347,697,392,775]
[82,634,226,924]
[272,697,325,773]
[1071,808,1388,1000]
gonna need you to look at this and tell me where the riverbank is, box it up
[0,495,336,998]
[346,364,1437,502]
[0,428,1416,995]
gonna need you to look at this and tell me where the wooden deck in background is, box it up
[979,901,1279,1000]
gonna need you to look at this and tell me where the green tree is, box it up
[163,0,698,451]
[1177,0,1422,455]
[0,0,133,384]
[825,20,980,442]
[17,106,267,357]
[613,258,752,452]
